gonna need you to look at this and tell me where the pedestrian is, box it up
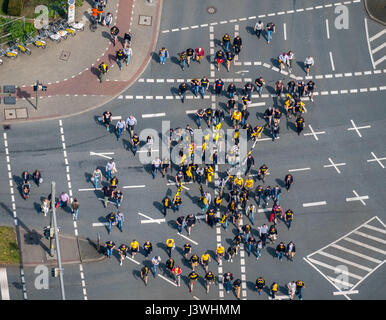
[165,238,175,257]
[190,78,200,97]
[115,119,125,140]
[222,272,233,294]
[151,157,161,179]
[185,214,196,235]
[116,48,124,70]
[200,76,209,98]
[227,245,236,262]
[201,252,211,272]
[258,223,269,247]
[304,56,314,76]
[256,239,263,260]
[105,159,116,180]
[159,47,169,64]
[102,185,113,208]
[110,25,119,46]
[216,244,225,264]
[233,35,242,55]
[131,133,140,155]
[205,271,215,294]
[105,240,115,258]
[162,196,172,216]
[286,241,296,261]
[165,257,175,278]
[263,106,274,128]
[287,281,296,300]
[106,211,116,234]
[172,193,182,212]
[32,169,42,187]
[113,188,123,208]
[143,241,153,257]
[116,211,124,232]
[272,185,281,204]
[225,50,234,72]
[284,209,294,230]
[172,265,182,286]
[188,271,199,293]
[151,256,161,277]
[255,277,265,295]
[183,243,192,260]
[269,282,278,300]
[306,80,316,102]
[206,208,216,228]
[221,33,231,51]
[265,21,276,43]
[276,242,286,261]
[195,47,205,63]
[179,51,187,70]
[275,80,284,97]
[296,115,305,136]
[71,198,80,221]
[214,78,224,96]
[255,76,265,97]
[41,198,50,216]
[178,82,188,103]
[118,243,128,266]
[268,224,278,244]
[246,235,256,257]
[130,239,139,259]
[233,279,242,299]
[284,173,294,191]
[190,253,200,271]
[186,48,194,67]
[123,44,133,66]
[176,215,186,234]
[215,50,225,70]
[98,62,108,83]
[56,192,69,209]
[141,265,150,286]
[254,20,264,38]
[161,158,171,178]
[104,12,112,27]
[296,280,305,300]
[125,114,137,137]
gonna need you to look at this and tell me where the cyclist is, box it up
[304,56,314,76]
[98,62,108,83]
[110,25,119,46]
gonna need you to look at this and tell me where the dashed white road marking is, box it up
[303,201,327,207]
[329,51,335,71]
[288,167,311,172]
[325,19,330,39]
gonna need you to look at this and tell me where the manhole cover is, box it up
[59,50,71,61]
[207,6,217,14]
[139,15,152,26]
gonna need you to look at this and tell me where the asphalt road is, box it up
[1,0,386,301]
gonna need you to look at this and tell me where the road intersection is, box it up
[0,0,386,301]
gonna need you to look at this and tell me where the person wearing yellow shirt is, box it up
[166,238,175,257]
[130,239,139,258]
[201,252,211,272]
[231,109,242,128]
[216,245,225,264]
[233,175,243,189]
[244,177,254,193]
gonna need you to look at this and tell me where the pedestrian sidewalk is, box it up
[19,228,105,267]
[1,0,163,123]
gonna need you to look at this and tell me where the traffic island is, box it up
[365,0,386,25]
[0,226,20,265]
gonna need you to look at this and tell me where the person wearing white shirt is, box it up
[304,56,314,75]
[254,21,264,39]
[278,52,289,71]
[151,158,161,179]
[287,281,297,300]
[123,45,133,66]
[105,159,116,180]
[125,115,137,137]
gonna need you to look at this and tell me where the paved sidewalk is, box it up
[365,0,386,25]
[19,229,105,267]
[1,0,163,123]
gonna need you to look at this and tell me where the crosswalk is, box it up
[365,18,386,69]
[304,216,386,299]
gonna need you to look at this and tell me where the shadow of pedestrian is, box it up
[275,178,286,188]
[245,26,255,35]
[101,30,111,41]
[151,51,160,63]
[33,202,41,214]
[266,246,277,258]
[246,280,256,291]
[156,241,168,256]
[287,120,297,133]
[108,53,116,64]
[181,275,190,288]
[214,39,221,47]
[170,56,180,66]
[296,61,305,74]
[169,87,179,95]
[270,57,281,69]
[153,201,164,215]
[132,269,141,281]
[90,66,100,78]
[279,285,289,295]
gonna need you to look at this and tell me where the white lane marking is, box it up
[367,152,386,168]
[323,157,346,174]
[125,256,140,265]
[248,102,266,108]
[303,125,326,141]
[326,19,330,39]
[78,188,101,191]
[330,244,382,264]
[347,120,371,138]
[329,51,335,71]
[374,55,386,67]
[89,151,115,159]
[306,258,363,280]
[346,190,369,206]
[141,219,166,224]
[283,23,287,40]
[343,237,386,255]
[362,224,386,234]
[369,28,386,42]
[303,201,327,207]
[97,116,121,121]
[372,42,386,54]
[158,274,177,287]
[288,167,311,172]
[317,251,372,272]
[0,268,10,300]
[177,233,198,245]
[333,290,359,296]
[141,113,166,118]
[364,18,376,69]
[122,185,146,189]
[92,222,109,227]
[353,231,386,245]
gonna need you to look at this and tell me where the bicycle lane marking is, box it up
[1,132,28,300]
[58,120,88,300]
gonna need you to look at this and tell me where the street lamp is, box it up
[33,80,47,110]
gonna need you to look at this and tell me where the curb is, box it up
[1,0,164,126]
[364,0,386,26]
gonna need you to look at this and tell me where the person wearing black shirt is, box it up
[227,83,237,98]
[225,50,234,72]
[297,80,305,97]
[215,50,224,70]
[131,133,140,155]
[286,80,296,95]
[284,174,294,192]
[227,97,236,114]
[255,77,265,96]
[200,76,209,98]
[214,78,224,96]
[296,115,305,136]
[102,110,112,131]
[186,48,194,66]
[178,82,188,103]
[306,80,315,101]
[233,35,242,55]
